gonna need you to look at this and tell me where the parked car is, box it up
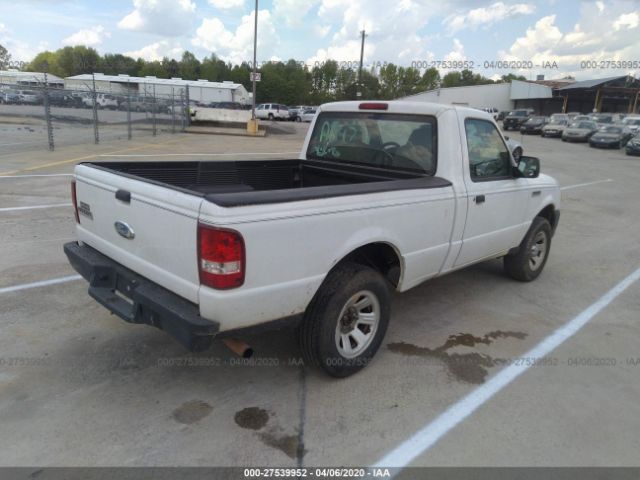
[255,103,289,120]
[590,113,615,126]
[300,108,317,122]
[17,90,42,105]
[549,113,569,123]
[82,93,119,110]
[0,91,20,104]
[541,118,569,138]
[562,120,598,142]
[46,90,74,107]
[64,100,560,378]
[503,109,534,130]
[520,116,548,134]
[566,112,581,120]
[288,106,308,122]
[572,115,591,122]
[496,111,509,121]
[588,125,634,149]
[621,116,640,134]
[625,135,640,156]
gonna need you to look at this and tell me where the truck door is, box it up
[454,117,531,267]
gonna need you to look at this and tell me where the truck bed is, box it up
[85,159,452,207]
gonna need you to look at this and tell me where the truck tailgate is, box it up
[73,164,203,304]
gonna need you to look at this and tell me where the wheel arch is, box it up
[536,203,559,232]
[329,241,404,290]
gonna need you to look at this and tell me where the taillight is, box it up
[198,223,245,289]
[359,102,388,110]
[71,180,80,224]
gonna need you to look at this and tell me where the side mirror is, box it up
[516,156,540,178]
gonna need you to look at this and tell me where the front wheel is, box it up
[299,262,390,377]
[504,217,552,282]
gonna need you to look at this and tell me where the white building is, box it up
[402,80,554,112]
[0,70,64,88]
[64,74,252,104]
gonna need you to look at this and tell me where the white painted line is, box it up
[373,265,640,469]
[561,179,613,191]
[0,203,71,212]
[0,174,73,179]
[0,275,82,295]
[98,151,301,157]
[0,141,43,147]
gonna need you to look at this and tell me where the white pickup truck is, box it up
[65,101,560,377]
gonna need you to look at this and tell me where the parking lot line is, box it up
[0,174,74,179]
[0,203,71,212]
[561,179,613,191]
[372,264,640,470]
[0,138,185,176]
[0,275,82,295]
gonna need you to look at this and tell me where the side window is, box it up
[465,118,512,180]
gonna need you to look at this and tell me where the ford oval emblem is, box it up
[114,221,135,239]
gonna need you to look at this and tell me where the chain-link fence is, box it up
[0,80,191,154]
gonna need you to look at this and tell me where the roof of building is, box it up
[529,79,575,89]
[557,75,634,90]
[0,70,64,83]
[65,73,245,90]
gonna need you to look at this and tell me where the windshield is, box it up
[307,112,437,174]
[549,119,567,125]
[624,119,640,126]
[600,126,622,134]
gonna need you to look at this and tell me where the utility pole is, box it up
[357,29,366,99]
[247,0,259,135]
[252,0,258,120]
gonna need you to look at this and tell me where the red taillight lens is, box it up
[71,180,80,224]
[359,102,388,110]
[198,223,245,289]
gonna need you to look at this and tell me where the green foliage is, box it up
[20,44,515,104]
[0,44,12,69]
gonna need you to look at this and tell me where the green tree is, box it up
[200,54,230,82]
[99,53,139,76]
[0,44,12,70]
[56,46,100,76]
[499,73,527,83]
[27,51,62,75]
[138,60,168,78]
[179,51,200,80]
[420,67,441,90]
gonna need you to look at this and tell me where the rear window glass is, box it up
[306,112,437,175]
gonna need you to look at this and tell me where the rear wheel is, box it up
[299,262,390,377]
[504,217,552,282]
[268,113,274,120]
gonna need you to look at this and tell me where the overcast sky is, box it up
[1,0,639,80]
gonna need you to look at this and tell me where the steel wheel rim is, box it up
[529,230,548,271]
[334,290,380,359]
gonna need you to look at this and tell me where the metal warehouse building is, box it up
[402,75,640,115]
[0,69,64,88]
[64,74,252,104]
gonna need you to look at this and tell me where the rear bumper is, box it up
[64,242,219,351]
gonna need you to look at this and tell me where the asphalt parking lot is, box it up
[1,124,639,468]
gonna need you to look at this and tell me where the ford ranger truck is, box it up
[64,101,560,378]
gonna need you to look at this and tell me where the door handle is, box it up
[475,195,485,204]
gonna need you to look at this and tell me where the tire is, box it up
[268,113,274,120]
[295,116,301,122]
[504,217,552,282]
[299,262,391,377]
